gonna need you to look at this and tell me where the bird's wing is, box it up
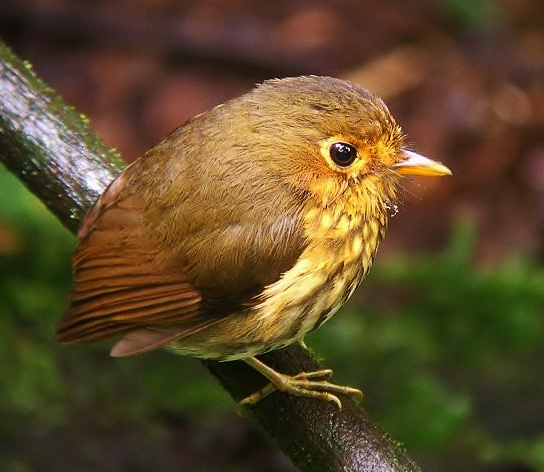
[55,168,306,356]
[55,173,207,348]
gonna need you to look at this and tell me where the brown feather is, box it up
[56,174,205,349]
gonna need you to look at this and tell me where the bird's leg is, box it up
[239,356,363,409]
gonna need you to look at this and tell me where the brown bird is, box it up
[56,76,451,407]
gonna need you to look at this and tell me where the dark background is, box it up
[1,0,543,471]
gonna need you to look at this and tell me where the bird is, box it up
[56,75,451,408]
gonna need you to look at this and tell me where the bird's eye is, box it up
[329,142,357,167]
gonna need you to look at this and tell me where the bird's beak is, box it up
[393,150,452,177]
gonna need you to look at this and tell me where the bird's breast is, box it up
[248,199,387,350]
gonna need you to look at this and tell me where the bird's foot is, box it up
[239,357,363,409]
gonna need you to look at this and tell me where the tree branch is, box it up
[0,39,421,472]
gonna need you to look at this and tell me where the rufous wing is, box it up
[56,174,213,356]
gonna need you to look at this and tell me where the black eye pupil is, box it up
[329,142,357,167]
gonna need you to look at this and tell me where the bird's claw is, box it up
[239,367,363,409]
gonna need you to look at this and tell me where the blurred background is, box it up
[1,0,544,471]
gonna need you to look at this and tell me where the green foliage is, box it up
[0,166,74,428]
[431,0,503,31]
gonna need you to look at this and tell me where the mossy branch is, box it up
[0,39,420,472]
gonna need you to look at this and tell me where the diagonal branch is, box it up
[0,39,420,472]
